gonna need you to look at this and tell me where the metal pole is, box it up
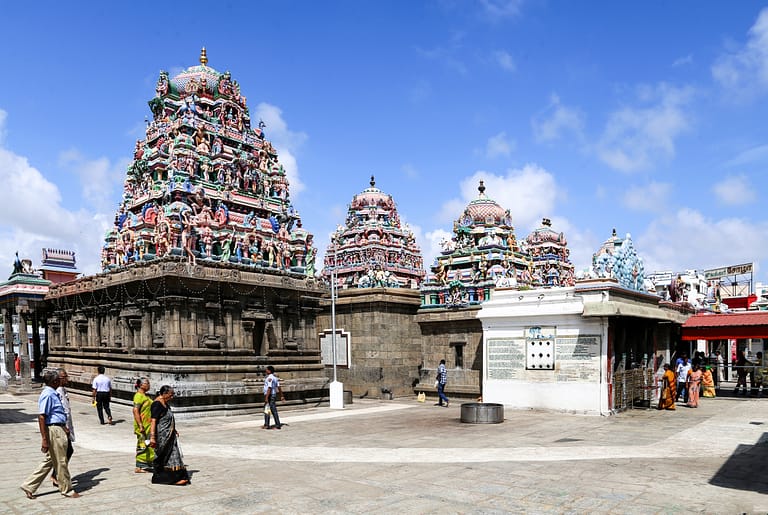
[331,244,338,383]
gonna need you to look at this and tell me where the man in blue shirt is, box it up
[436,359,449,408]
[21,370,80,499]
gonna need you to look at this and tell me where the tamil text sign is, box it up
[704,263,753,280]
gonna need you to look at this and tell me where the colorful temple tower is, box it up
[43,51,327,415]
[101,48,315,276]
[420,181,531,308]
[324,176,425,289]
[523,218,575,288]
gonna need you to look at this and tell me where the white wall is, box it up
[479,288,611,415]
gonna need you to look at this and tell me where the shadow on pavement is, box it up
[0,408,38,424]
[709,432,768,494]
[73,467,110,493]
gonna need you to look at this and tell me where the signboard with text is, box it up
[704,263,753,280]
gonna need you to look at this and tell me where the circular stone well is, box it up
[460,402,504,424]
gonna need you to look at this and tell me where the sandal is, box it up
[51,477,59,487]
[21,487,35,500]
[135,468,149,473]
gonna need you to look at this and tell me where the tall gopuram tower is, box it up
[420,181,531,308]
[523,218,575,288]
[323,176,425,289]
[44,50,327,414]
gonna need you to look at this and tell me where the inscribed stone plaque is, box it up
[320,330,349,367]
[555,335,601,382]
[488,338,526,379]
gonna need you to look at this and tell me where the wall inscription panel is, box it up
[555,335,601,382]
[487,338,526,379]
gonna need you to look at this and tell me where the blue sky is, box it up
[1,1,768,285]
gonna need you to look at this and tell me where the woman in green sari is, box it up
[132,378,154,473]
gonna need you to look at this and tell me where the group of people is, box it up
[22,363,287,499]
[658,353,717,410]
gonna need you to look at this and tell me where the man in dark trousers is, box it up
[263,365,285,429]
[91,366,114,425]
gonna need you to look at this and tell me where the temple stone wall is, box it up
[44,260,329,416]
[318,289,484,399]
[415,308,484,398]
[318,289,422,398]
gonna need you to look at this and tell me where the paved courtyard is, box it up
[0,387,767,514]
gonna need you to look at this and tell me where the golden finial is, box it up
[200,47,208,66]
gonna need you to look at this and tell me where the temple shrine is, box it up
[420,181,532,308]
[524,217,575,288]
[323,176,424,289]
[42,51,328,414]
[102,48,315,276]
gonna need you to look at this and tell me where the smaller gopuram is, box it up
[0,253,51,385]
[420,181,530,308]
[524,218,575,288]
[323,176,425,289]
[44,50,328,414]
[579,229,647,292]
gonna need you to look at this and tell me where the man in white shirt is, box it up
[676,356,691,404]
[91,366,114,425]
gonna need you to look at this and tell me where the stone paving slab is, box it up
[1,389,767,514]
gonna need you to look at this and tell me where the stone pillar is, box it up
[165,298,183,348]
[17,308,31,390]
[141,310,152,348]
[31,312,42,380]
[2,308,14,380]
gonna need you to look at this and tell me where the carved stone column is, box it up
[31,311,42,380]
[2,308,14,381]
[17,308,31,390]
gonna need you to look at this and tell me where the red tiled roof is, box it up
[681,311,768,340]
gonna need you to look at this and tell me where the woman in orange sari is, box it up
[658,364,676,410]
[701,366,716,398]
[687,363,703,407]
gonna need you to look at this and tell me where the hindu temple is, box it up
[43,50,328,414]
[524,217,575,288]
[323,176,425,289]
[420,181,531,308]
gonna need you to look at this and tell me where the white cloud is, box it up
[401,163,420,179]
[423,228,452,270]
[58,149,127,213]
[724,143,768,167]
[532,94,584,143]
[712,8,768,100]
[672,54,693,68]
[408,79,432,104]
[485,131,515,158]
[479,0,523,20]
[622,182,672,212]
[415,46,467,75]
[597,84,693,172]
[436,163,560,232]
[0,113,110,277]
[712,174,757,205]
[638,208,768,273]
[254,103,308,198]
[494,50,516,72]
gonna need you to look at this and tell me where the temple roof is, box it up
[460,181,511,229]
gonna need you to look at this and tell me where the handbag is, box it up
[264,404,271,415]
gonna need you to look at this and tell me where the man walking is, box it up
[436,359,449,407]
[676,355,691,403]
[51,368,75,487]
[20,370,80,499]
[91,366,114,425]
[262,365,285,430]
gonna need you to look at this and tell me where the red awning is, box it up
[681,311,768,340]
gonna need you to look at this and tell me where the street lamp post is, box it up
[329,243,344,409]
